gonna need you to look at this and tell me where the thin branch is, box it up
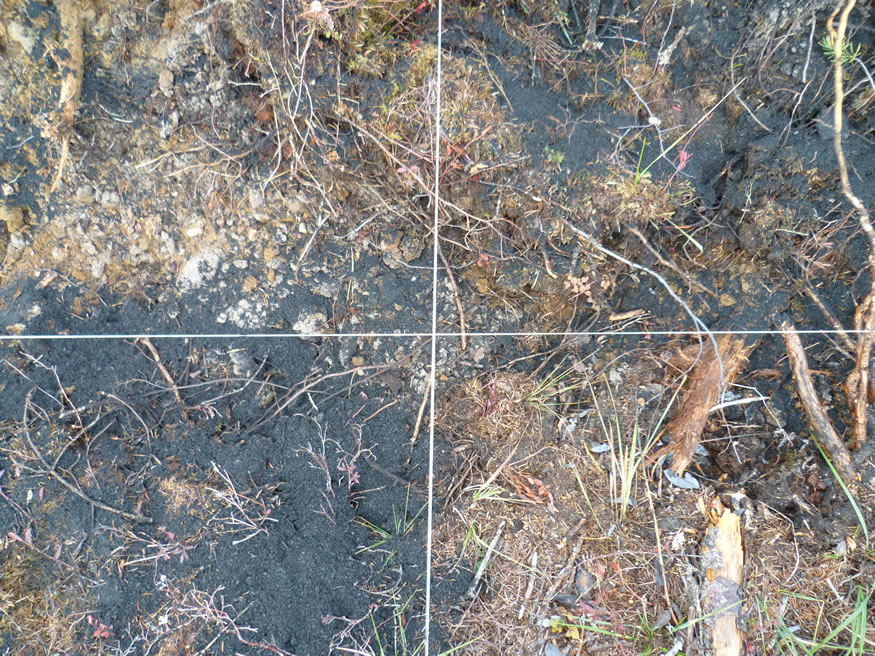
[138,337,186,409]
[802,286,855,355]
[247,359,410,433]
[437,240,467,350]
[629,226,717,298]
[409,376,431,449]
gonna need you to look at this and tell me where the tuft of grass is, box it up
[469,482,509,504]
[586,375,680,523]
[751,587,874,655]
[356,489,424,567]
[588,377,643,522]
[526,365,587,417]
[812,435,868,549]
[367,588,480,656]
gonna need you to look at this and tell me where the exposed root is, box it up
[44,0,84,195]
[828,0,874,449]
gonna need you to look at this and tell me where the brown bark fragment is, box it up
[656,335,753,476]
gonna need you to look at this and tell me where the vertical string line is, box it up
[424,0,442,653]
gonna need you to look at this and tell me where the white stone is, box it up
[178,248,221,290]
[293,311,327,335]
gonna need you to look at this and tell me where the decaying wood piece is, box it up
[700,495,745,656]
[781,322,858,494]
[43,0,84,194]
[655,334,754,476]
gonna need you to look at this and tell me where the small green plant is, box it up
[633,137,648,184]
[369,590,417,656]
[633,79,743,185]
[470,482,507,503]
[553,5,573,46]
[819,34,862,64]
[544,144,565,168]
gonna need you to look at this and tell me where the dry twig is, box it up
[409,376,432,449]
[248,358,411,432]
[802,286,855,356]
[138,338,185,409]
[628,226,717,298]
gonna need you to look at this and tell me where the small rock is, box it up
[311,279,341,299]
[183,218,205,237]
[216,299,267,328]
[229,349,256,377]
[249,187,264,210]
[293,311,327,335]
[75,185,94,202]
[100,190,120,206]
[91,255,106,280]
[158,68,174,97]
[0,204,25,233]
[7,21,37,53]
[160,110,179,139]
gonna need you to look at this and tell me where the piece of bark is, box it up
[656,334,754,476]
[781,322,858,493]
[701,496,745,656]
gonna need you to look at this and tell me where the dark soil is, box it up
[1,0,873,655]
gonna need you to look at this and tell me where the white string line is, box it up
[0,329,872,340]
[424,0,442,650]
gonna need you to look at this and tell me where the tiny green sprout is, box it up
[818,34,862,65]
[544,145,565,168]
